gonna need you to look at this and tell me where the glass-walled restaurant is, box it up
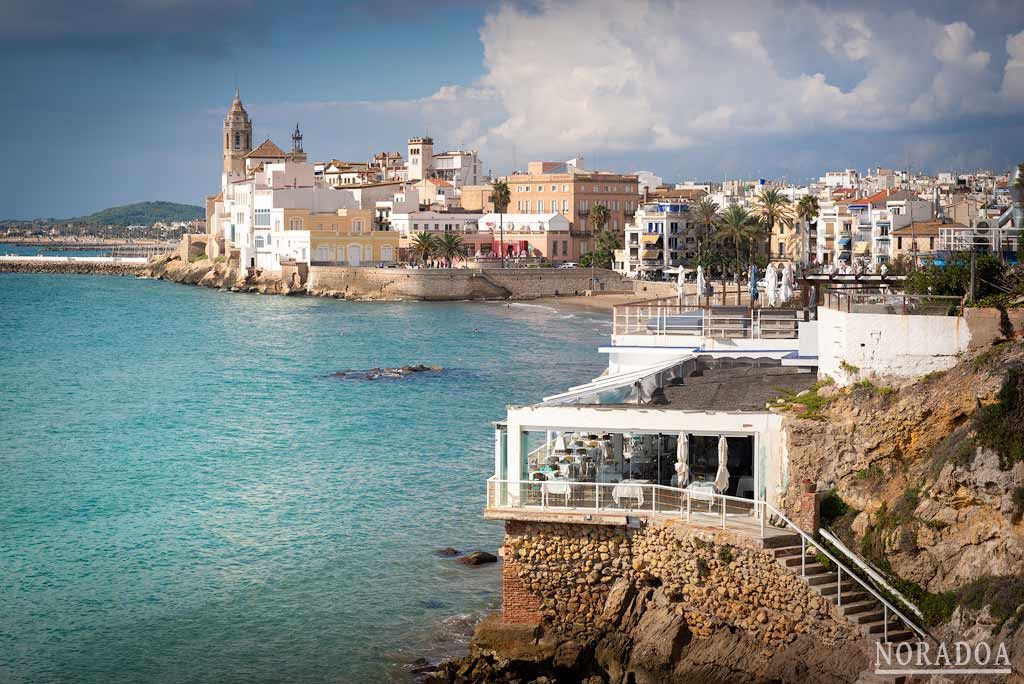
[490,355,816,515]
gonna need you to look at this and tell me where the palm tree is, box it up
[490,179,511,267]
[590,203,611,233]
[753,188,794,260]
[693,197,720,261]
[411,232,438,265]
[714,205,760,274]
[436,233,466,268]
[795,195,820,266]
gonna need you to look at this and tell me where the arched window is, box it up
[234,132,240,149]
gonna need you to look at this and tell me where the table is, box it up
[543,480,572,504]
[687,481,717,511]
[612,479,650,506]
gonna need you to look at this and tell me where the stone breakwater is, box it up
[142,255,306,295]
[0,259,145,276]
[430,520,869,684]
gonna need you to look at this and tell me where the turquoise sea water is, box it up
[0,274,609,683]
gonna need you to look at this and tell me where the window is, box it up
[255,236,265,249]
[551,185,556,191]
[316,223,323,231]
[289,218,303,230]
[254,209,271,227]
[353,220,363,234]
[536,200,544,212]
[579,199,588,211]
[552,241,558,256]
[562,240,568,254]
[562,184,568,192]
[897,237,903,249]
[562,199,569,212]
[413,223,419,230]
[524,185,530,192]
[536,185,542,192]
[381,246,394,262]
[778,243,784,256]
[929,237,935,250]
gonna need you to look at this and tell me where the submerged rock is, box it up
[456,551,498,566]
[436,547,460,557]
[330,365,443,381]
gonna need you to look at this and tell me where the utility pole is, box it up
[969,247,976,305]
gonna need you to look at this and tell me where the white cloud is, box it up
[1002,30,1024,104]
[264,1,1024,170]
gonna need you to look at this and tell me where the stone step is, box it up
[805,572,859,589]
[863,619,907,635]
[772,545,805,559]
[781,554,819,568]
[761,533,802,549]
[839,600,879,616]
[816,588,870,604]
[854,611,887,625]
[882,630,917,643]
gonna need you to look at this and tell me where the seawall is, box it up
[307,266,633,300]
[0,257,146,276]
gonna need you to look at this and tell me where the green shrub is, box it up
[856,464,885,481]
[974,369,1024,470]
[717,545,734,563]
[189,253,208,263]
[839,360,860,375]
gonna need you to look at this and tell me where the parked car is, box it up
[557,262,579,269]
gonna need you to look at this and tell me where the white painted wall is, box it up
[816,305,971,384]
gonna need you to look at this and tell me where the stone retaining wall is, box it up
[502,519,855,650]
[307,266,632,301]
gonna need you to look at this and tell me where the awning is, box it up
[640,234,662,244]
[641,249,662,259]
[854,243,871,255]
[838,237,852,247]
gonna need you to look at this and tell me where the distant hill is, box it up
[70,201,204,226]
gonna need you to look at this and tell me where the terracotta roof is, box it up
[425,178,453,187]
[245,139,286,159]
[891,220,965,237]
[853,189,890,206]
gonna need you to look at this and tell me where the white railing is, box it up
[612,299,800,339]
[486,476,931,644]
[486,476,764,532]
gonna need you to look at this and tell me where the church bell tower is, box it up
[223,89,253,175]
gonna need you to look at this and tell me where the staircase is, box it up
[771,544,923,684]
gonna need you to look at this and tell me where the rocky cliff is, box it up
[778,338,1024,682]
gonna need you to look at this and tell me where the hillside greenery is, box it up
[1,201,203,227]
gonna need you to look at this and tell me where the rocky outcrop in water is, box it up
[329,365,443,380]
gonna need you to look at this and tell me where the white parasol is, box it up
[674,432,689,487]
[714,435,730,494]
[676,267,686,300]
[765,263,779,308]
[696,265,706,300]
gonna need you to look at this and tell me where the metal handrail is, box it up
[486,476,931,643]
[760,499,932,644]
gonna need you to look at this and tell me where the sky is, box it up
[2,0,1024,218]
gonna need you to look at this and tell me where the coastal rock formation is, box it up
[456,551,499,566]
[430,520,866,684]
[142,254,305,295]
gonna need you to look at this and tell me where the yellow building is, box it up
[257,207,398,267]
